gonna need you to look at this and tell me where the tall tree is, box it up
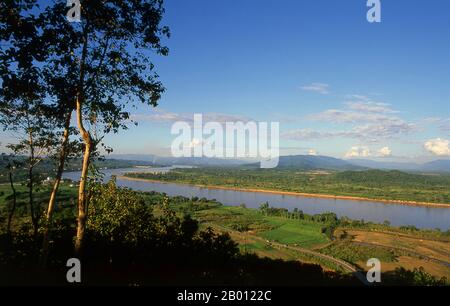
[39,51,80,266]
[1,154,21,235]
[0,0,55,236]
[5,101,57,236]
[39,0,169,253]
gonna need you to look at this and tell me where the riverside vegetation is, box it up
[125,167,450,205]
[0,177,448,285]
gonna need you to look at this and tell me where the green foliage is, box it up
[87,179,154,244]
[386,267,448,286]
[259,220,328,248]
[320,241,398,264]
[195,206,330,248]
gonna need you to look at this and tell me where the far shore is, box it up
[117,175,450,209]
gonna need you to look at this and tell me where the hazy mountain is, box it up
[348,159,450,172]
[348,159,421,171]
[420,160,450,172]
[108,154,450,172]
[274,155,365,170]
[108,154,247,166]
[108,154,158,162]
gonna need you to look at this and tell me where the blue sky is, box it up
[3,0,450,161]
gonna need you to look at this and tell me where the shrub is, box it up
[87,179,155,244]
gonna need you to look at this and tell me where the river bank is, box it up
[118,175,450,209]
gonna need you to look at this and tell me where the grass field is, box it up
[0,182,78,229]
[194,206,329,249]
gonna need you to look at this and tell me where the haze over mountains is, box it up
[109,154,450,172]
[109,154,247,166]
[348,159,450,172]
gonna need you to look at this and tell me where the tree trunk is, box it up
[45,112,72,221]
[74,25,90,255]
[74,96,92,255]
[7,170,17,235]
[28,130,38,238]
[40,111,72,266]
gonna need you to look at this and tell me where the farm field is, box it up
[190,205,450,280]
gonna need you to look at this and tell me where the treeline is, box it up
[256,202,450,239]
[334,169,450,188]
[0,155,152,184]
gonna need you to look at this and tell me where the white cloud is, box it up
[309,109,399,124]
[344,146,371,158]
[345,101,395,114]
[281,129,332,141]
[424,138,450,156]
[341,122,416,141]
[131,110,183,122]
[418,117,450,133]
[439,118,450,132]
[347,94,371,101]
[130,110,253,124]
[300,83,329,94]
[281,120,415,143]
[377,146,392,157]
[308,149,318,156]
[307,99,416,142]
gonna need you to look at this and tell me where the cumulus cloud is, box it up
[377,146,392,157]
[424,138,450,156]
[344,146,371,158]
[300,83,330,94]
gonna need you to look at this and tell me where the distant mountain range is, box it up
[109,154,450,172]
[270,155,364,170]
[348,158,450,172]
[108,154,247,166]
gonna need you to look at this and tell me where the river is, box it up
[63,167,450,230]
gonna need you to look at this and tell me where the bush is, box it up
[385,267,448,286]
[87,179,155,244]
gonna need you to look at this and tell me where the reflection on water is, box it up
[63,167,450,230]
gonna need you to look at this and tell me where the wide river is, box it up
[63,167,450,230]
